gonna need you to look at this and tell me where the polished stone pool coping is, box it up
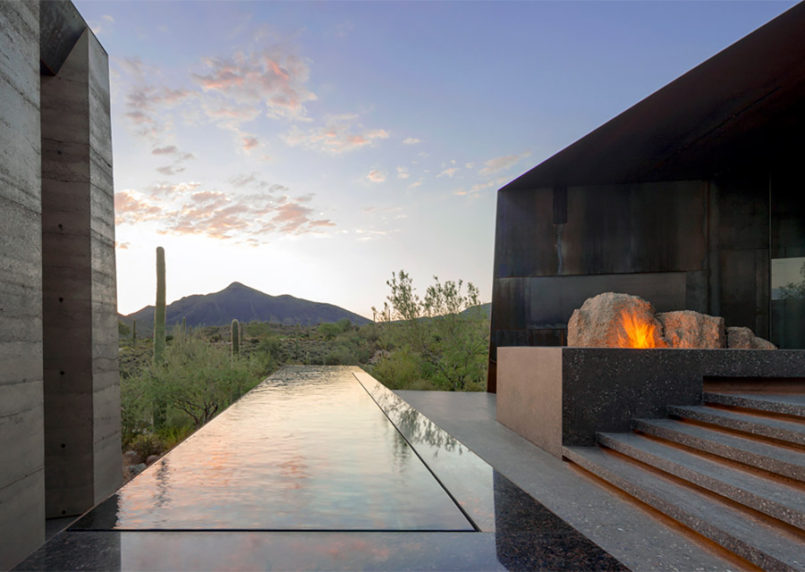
[16,366,624,571]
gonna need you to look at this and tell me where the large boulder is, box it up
[657,311,726,349]
[568,292,666,348]
[727,327,777,350]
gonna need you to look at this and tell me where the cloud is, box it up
[115,241,130,250]
[193,47,316,122]
[454,175,512,199]
[396,166,410,180]
[229,173,288,193]
[366,170,386,183]
[90,15,115,36]
[114,190,165,225]
[438,167,459,178]
[152,145,179,155]
[282,114,389,154]
[471,176,511,193]
[241,136,259,151]
[117,57,146,77]
[409,179,423,189]
[124,85,193,138]
[156,165,185,176]
[402,137,421,145]
[479,152,530,176]
[115,182,333,243]
[148,181,202,196]
[150,144,194,176]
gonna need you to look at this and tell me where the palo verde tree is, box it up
[372,270,488,391]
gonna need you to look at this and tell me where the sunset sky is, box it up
[74,0,795,319]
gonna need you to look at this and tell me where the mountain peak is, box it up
[223,281,257,293]
[122,282,371,328]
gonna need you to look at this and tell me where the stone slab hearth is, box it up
[497,347,805,457]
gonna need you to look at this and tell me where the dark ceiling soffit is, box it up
[501,2,805,191]
[40,1,90,75]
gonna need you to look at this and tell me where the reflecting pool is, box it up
[74,367,472,531]
[19,366,625,571]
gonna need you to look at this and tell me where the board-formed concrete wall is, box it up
[1,2,120,568]
[41,27,120,520]
[0,2,46,568]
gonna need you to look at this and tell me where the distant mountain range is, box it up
[120,282,371,329]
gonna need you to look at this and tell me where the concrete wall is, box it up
[0,2,46,568]
[1,2,119,567]
[497,347,805,457]
[41,28,120,519]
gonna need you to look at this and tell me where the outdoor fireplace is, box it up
[495,292,800,458]
[567,292,775,351]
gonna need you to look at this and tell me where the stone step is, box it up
[632,418,805,482]
[597,431,805,530]
[563,446,805,571]
[703,392,805,419]
[667,405,805,447]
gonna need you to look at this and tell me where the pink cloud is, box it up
[242,136,259,151]
[366,170,386,183]
[114,190,164,225]
[193,48,316,121]
[438,167,459,178]
[282,115,389,154]
[152,145,178,155]
[479,152,530,176]
[116,181,334,243]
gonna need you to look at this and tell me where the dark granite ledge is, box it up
[16,529,625,572]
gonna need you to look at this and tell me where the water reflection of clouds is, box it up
[105,366,471,530]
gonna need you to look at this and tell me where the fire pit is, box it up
[567,292,775,350]
[496,293,801,458]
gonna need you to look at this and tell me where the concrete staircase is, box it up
[563,392,805,570]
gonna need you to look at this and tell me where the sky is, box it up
[74,0,796,319]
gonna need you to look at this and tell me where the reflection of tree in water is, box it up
[390,428,411,472]
[374,392,463,454]
[153,457,171,509]
[779,262,805,299]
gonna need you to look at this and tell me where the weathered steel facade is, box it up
[488,4,805,391]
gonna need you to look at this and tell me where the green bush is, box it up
[127,433,167,459]
[120,330,265,451]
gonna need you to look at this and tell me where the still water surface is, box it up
[102,367,473,531]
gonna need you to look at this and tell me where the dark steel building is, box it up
[488,4,805,391]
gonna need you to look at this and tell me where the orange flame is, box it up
[616,308,666,348]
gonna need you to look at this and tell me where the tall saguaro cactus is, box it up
[132,319,136,347]
[153,246,166,363]
[231,319,240,357]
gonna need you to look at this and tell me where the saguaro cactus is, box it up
[132,319,136,347]
[231,319,240,356]
[153,246,166,363]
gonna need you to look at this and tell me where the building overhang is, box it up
[502,2,805,191]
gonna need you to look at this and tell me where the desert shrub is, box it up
[370,348,427,389]
[127,433,167,459]
[120,330,265,452]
